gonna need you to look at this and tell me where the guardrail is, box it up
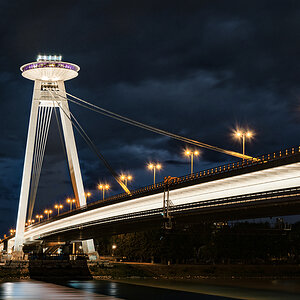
[93,146,300,205]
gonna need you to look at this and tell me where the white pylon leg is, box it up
[57,82,95,254]
[58,82,86,207]
[14,81,41,252]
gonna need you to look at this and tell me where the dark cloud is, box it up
[0,0,300,235]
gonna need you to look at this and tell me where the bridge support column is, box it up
[82,239,98,260]
[14,81,41,256]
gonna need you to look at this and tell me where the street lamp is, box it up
[184,149,200,175]
[234,130,253,159]
[120,174,132,187]
[112,244,117,256]
[44,209,53,219]
[54,204,63,215]
[27,219,35,225]
[86,192,92,201]
[9,229,16,235]
[98,184,110,200]
[148,163,162,186]
[66,198,76,211]
[36,214,43,222]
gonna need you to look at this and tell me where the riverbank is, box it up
[1,260,300,282]
[90,261,300,279]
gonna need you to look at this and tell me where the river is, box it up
[0,278,300,299]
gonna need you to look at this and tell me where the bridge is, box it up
[2,55,300,259]
[3,146,300,255]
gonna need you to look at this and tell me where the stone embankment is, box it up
[1,259,300,281]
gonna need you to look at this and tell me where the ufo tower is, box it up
[14,55,94,255]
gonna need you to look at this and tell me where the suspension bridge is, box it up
[1,55,300,259]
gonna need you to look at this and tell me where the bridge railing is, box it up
[93,146,300,205]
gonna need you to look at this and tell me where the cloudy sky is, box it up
[0,0,300,235]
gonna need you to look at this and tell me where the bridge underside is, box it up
[37,187,300,243]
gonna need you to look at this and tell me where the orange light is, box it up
[127,175,132,181]
[246,131,252,138]
[66,198,71,203]
[194,150,199,156]
[120,175,126,181]
[98,184,103,190]
[236,131,242,137]
[148,163,154,170]
[185,150,191,156]
[105,184,110,190]
[156,164,161,170]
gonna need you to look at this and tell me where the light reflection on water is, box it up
[1,279,300,300]
[0,280,121,300]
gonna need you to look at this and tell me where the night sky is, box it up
[1,0,300,235]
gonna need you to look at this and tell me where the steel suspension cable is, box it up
[47,90,131,195]
[60,91,255,160]
[28,106,53,220]
[28,106,45,220]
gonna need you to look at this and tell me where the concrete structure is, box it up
[14,55,95,257]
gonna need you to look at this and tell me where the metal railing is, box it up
[91,146,300,205]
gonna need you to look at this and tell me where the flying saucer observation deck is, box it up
[20,60,80,82]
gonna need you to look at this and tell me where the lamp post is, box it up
[184,150,199,175]
[54,204,63,216]
[66,198,76,211]
[235,130,253,160]
[27,219,35,226]
[148,163,162,186]
[86,192,92,201]
[112,244,117,257]
[44,209,53,219]
[98,184,110,200]
[120,175,132,187]
[36,214,43,222]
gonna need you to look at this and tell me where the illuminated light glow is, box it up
[156,164,162,170]
[127,175,132,181]
[185,150,191,156]
[120,175,126,181]
[98,184,104,190]
[37,55,62,62]
[112,244,117,250]
[194,150,199,156]
[148,163,154,170]
[105,184,110,190]
[236,131,242,137]
[246,131,253,138]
